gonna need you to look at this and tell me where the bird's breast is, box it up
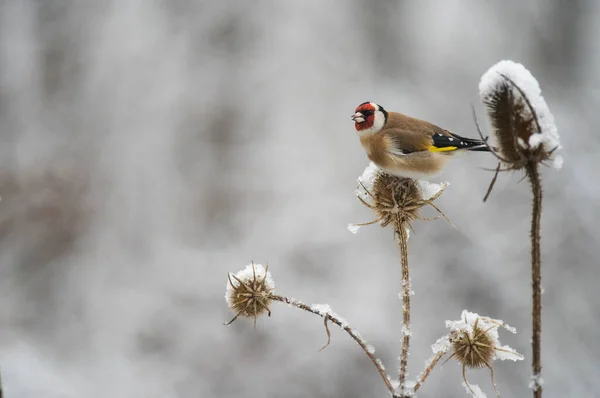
[359,135,387,164]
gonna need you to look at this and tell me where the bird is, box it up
[351,101,490,180]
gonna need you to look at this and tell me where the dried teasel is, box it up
[449,318,496,374]
[478,60,562,171]
[348,163,451,396]
[431,310,524,397]
[225,262,275,327]
[348,162,450,236]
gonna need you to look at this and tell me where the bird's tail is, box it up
[449,133,494,152]
[467,144,491,152]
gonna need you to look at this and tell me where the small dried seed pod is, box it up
[225,262,275,327]
[436,310,524,397]
[351,162,449,235]
[449,318,496,370]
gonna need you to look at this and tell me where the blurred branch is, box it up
[270,295,400,398]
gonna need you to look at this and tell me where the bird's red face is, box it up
[352,102,377,131]
[351,102,387,135]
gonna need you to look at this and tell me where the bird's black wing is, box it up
[431,131,487,151]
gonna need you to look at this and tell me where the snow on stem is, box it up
[269,295,400,398]
[397,223,412,396]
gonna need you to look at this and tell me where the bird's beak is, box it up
[351,112,365,123]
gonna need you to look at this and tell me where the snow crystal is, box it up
[402,324,412,337]
[374,358,386,371]
[311,304,332,315]
[403,380,417,396]
[225,263,274,308]
[494,344,524,361]
[347,223,361,234]
[500,322,517,334]
[310,303,350,328]
[418,353,440,384]
[479,60,562,168]
[416,180,449,200]
[366,344,376,354]
[334,313,350,328]
[528,133,544,148]
[462,381,487,398]
[550,155,564,169]
[529,373,544,390]
[356,162,380,204]
[431,334,452,354]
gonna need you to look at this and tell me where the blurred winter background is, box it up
[0,1,598,397]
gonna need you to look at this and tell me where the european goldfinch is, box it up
[352,102,490,180]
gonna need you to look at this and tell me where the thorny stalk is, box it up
[270,294,401,398]
[356,175,449,396]
[397,223,411,396]
[526,161,543,398]
[413,351,445,393]
[352,170,450,396]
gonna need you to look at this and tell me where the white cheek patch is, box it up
[371,111,385,131]
[356,110,385,136]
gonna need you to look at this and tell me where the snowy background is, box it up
[0,1,598,397]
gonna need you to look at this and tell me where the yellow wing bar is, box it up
[427,145,457,152]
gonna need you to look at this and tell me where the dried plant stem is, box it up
[413,351,444,392]
[270,294,400,398]
[526,161,543,398]
[397,223,411,396]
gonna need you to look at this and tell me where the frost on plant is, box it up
[310,303,350,329]
[356,161,380,205]
[416,180,449,201]
[462,381,487,398]
[478,60,562,170]
[348,162,451,397]
[225,262,275,327]
[529,373,544,392]
[224,265,400,396]
[434,310,523,397]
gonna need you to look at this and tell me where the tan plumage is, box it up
[352,102,489,179]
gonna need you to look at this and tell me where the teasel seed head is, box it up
[350,162,449,236]
[479,60,562,170]
[449,317,496,370]
[225,262,275,327]
[431,310,523,397]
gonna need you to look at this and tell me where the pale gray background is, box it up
[0,1,598,397]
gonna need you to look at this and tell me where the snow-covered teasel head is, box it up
[431,310,523,397]
[348,162,449,235]
[352,102,388,136]
[479,60,562,170]
[225,262,275,327]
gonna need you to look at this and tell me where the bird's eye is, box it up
[362,110,374,116]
